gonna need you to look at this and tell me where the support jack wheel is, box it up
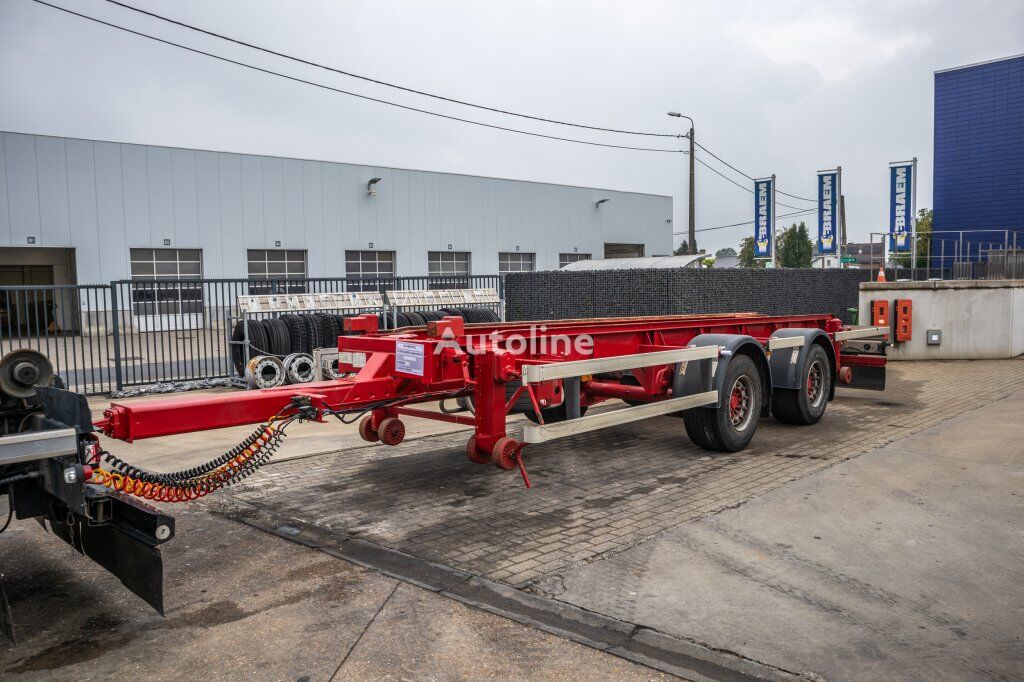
[490,436,521,470]
[358,415,379,443]
[378,417,406,446]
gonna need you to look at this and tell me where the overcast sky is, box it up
[1,0,1022,253]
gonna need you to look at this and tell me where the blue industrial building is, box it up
[932,54,1024,263]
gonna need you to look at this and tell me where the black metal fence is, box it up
[868,230,1023,280]
[0,275,503,395]
[0,284,117,394]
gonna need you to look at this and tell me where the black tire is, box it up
[504,383,587,423]
[262,318,290,356]
[317,313,339,349]
[230,320,246,375]
[230,319,270,375]
[247,319,270,357]
[282,315,308,354]
[420,309,443,322]
[684,354,761,452]
[524,403,588,424]
[302,314,322,352]
[771,344,830,425]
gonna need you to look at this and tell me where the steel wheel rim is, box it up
[728,375,754,431]
[807,360,826,408]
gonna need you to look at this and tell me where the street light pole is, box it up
[668,112,696,255]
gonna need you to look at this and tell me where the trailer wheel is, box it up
[772,344,830,425]
[358,415,379,443]
[684,354,761,452]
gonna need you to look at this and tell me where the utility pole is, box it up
[771,173,778,269]
[839,194,847,267]
[668,112,697,255]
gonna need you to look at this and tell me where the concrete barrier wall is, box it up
[859,279,1024,360]
[505,269,872,322]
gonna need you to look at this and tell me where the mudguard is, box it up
[767,328,837,400]
[673,334,772,416]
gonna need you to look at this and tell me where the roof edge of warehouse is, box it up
[934,52,1024,74]
[0,129,673,200]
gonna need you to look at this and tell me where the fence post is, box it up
[109,282,124,391]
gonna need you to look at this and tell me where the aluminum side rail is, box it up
[522,391,717,444]
[767,336,806,350]
[521,346,720,385]
[833,326,889,342]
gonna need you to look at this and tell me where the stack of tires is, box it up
[378,306,500,330]
[230,313,352,383]
[230,307,500,387]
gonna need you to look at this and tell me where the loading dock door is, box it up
[0,248,79,333]
[604,243,645,259]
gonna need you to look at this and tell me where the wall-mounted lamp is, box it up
[367,177,382,196]
[595,198,610,208]
[665,218,672,224]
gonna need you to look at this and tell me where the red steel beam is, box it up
[98,313,866,444]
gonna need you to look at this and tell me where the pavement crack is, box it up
[330,581,400,680]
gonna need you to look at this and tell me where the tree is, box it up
[701,257,715,268]
[715,247,737,258]
[738,237,765,268]
[891,208,933,268]
[672,240,690,256]
[777,222,814,268]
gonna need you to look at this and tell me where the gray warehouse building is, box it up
[0,131,672,288]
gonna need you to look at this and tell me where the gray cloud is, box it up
[1,0,1022,254]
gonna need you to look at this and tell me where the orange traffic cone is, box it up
[876,267,887,282]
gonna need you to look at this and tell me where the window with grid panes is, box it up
[247,249,307,294]
[427,251,471,288]
[498,252,535,274]
[559,252,591,268]
[345,250,395,292]
[129,248,203,316]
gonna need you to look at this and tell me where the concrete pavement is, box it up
[0,507,662,681]
[534,384,1024,680]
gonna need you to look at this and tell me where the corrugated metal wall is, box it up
[933,55,1024,259]
[0,132,673,283]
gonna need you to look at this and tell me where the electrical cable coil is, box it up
[92,416,293,503]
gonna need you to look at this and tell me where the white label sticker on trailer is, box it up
[395,341,425,376]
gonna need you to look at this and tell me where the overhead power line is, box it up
[106,0,827,205]
[696,138,815,201]
[30,0,686,154]
[693,154,810,211]
[102,0,682,140]
[676,208,816,235]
